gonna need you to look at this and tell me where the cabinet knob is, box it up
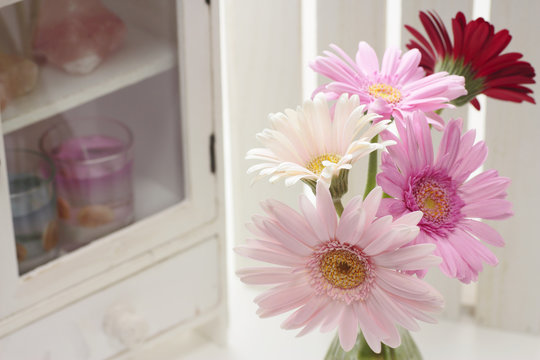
[103,304,149,349]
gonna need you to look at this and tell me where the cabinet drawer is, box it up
[0,236,221,360]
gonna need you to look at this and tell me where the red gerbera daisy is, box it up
[405,11,535,109]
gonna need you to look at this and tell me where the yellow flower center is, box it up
[306,154,341,175]
[368,83,402,104]
[320,249,366,289]
[414,179,451,223]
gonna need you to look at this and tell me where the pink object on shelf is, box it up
[40,118,134,247]
[52,135,128,179]
[33,0,126,75]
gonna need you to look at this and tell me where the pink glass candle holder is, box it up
[40,117,134,249]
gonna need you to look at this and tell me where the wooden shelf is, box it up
[1,25,176,134]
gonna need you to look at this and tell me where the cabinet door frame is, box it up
[0,0,217,335]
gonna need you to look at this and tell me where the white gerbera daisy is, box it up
[246,93,394,187]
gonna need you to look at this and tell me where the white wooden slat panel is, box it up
[315,0,386,203]
[225,0,304,268]
[476,0,540,333]
[316,0,387,58]
[401,0,474,320]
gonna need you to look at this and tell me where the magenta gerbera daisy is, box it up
[236,182,443,352]
[377,112,513,283]
[406,11,536,109]
[310,41,466,128]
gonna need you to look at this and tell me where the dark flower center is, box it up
[320,249,366,289]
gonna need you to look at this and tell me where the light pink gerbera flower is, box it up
[310,41,467,129]
[377,113,513,283]
[246,93,392,187]
[236,182,443,352]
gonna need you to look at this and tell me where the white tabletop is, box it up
[129,277,540,360]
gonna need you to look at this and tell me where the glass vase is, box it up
[324,328,422,360]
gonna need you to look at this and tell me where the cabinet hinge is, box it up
[209,133,216,174]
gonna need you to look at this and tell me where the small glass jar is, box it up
[40,117,134,249]
[6,149,58,274]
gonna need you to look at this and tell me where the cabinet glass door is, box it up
[0,0,216,323]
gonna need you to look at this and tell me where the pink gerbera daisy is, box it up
[377,112,513,283]
[236,182,443,352]
[310,41,467,129]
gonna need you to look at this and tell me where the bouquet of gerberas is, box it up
[235,11,535,359]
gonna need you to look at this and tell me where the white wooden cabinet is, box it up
[0,0,226,358]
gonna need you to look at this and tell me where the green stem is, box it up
[334,198,344,217]
[363,135,379,200]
